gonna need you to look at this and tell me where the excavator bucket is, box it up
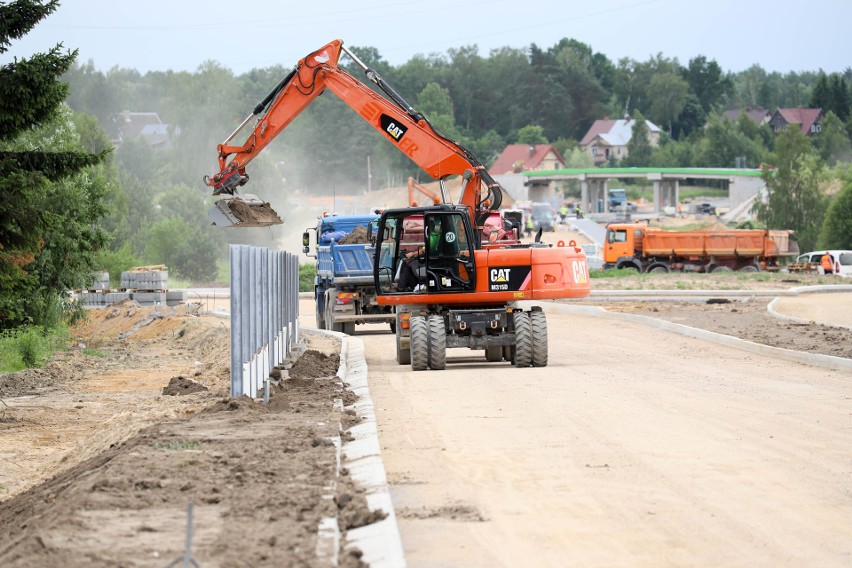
[208,194,284,228]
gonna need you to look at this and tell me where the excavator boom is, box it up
[204,39,501,227]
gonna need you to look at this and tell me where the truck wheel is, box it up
[485,346,502,362]
[315,297,326,330]
[739,265,759,272]
[325,289,344,333]
[409,316,428,371]
[711,265,733,273]
[427,315,446,370]
[396,323,410,365]
[648,264,669,273]
[513,312,532,367]
[529,311,548,367]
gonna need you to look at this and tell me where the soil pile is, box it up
[338,225,370,244]
[224,198,284,227]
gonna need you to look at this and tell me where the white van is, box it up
[795,250,852,277]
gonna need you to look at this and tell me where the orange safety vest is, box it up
[821,254,834,271]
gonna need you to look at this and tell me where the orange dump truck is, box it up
[603,223,798,273]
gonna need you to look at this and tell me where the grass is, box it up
[155,440,202,451]
[0,326,70,373]
[82,347,108,358]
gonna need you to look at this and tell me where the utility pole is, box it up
[367,155,372,192]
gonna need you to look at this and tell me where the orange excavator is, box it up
[204,39,590,369]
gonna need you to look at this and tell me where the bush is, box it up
[0,325,69,372]
[299,263,316,293]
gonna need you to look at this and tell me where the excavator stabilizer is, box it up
[208,194,284,228]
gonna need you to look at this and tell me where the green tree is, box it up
[682,56,730,113]
[142,184,222,282]
[416,82,462,141]
[623,111,652,166]
[0,0,107,328]
[818,176,852,249]
[515,125,548,145]
[754,128,828,251]
[814,111,852,165]
[647,72,689,134]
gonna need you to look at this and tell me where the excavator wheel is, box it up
[409,316,429,371]
[512,312,532,367]
[529,311,548,367]
[427,315,446,370]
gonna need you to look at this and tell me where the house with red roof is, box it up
[768,108,824,136]
[579,116,661,166]
[723,107,772,125]
[488,144,565,175]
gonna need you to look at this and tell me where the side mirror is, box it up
[302,231,310,254]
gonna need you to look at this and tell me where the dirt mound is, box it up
[338,225,371,244]
[162,376,209,396]
[289,349,341,379]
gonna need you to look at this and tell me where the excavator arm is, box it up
[204,39,502,226]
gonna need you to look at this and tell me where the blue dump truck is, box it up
[303,213,395,334]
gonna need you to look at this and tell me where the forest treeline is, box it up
[3,0,852,334]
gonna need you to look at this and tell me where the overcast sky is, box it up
[2,0,849,76]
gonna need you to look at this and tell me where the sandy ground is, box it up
[0,223,850,565]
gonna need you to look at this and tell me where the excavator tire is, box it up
[513,312,532,367]
[427,315,446,370]
[410,316,429,371]
[529,311,548,367]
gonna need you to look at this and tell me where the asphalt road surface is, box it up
[324,305,851,568]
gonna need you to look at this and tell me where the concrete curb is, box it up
[765,285,852,331]
[527,301,852,373]
[322,330,406,568]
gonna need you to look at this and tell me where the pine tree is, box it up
[0,0,107,328]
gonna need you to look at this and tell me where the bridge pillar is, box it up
[653,180,661,212]
[580,178,589,214]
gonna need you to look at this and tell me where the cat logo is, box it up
[380,114,407,142]
[490,268,511,282]
[572,260,588,284]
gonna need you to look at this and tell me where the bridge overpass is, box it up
[523,167,765,214]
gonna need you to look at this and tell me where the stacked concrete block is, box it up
[133,291,168,306]
[166,289,188,306]
[121,269,168,291]
[88,271,110,291]
[80,291,130,307]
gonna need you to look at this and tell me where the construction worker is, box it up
[821,252,834,275]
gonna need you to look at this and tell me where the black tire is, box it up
[315,293,326,329]
[485,345,502,362]
[711,265,733,273]
[513,312,532,367]
[409,316,428,371]
[326,289,344,333]
[427,315,446,370]
[739,265,759,272]
[529,311,548,367]
[648,264,669,273]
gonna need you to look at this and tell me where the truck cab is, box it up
[604,223,641,269]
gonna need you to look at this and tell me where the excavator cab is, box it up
[375,206,476,295]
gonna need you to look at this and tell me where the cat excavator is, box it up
[203,39,590,370]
